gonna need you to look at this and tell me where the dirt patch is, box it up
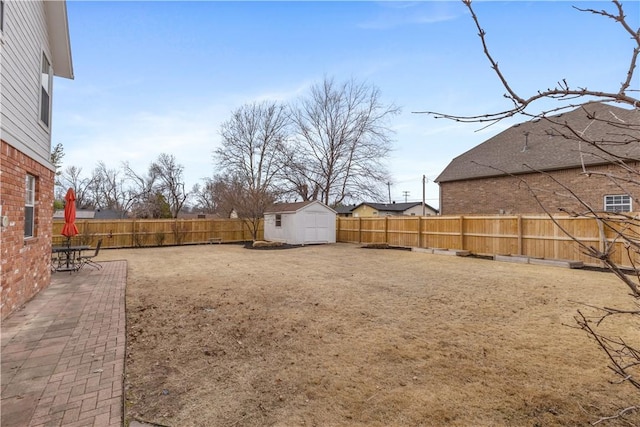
[96,243,639,426]
[245,241,302,250]
[361,243,411,251]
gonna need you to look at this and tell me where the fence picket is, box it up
[53,214,639,268]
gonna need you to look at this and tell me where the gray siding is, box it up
[0,0,54,167]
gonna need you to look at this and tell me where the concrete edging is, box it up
[495,254,584,269]
[411,247,584,269]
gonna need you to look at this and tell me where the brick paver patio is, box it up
[1,261,127,427]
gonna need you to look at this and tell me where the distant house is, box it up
[334,204,356,217]
[54,209,95,220]
[1,1,74,319]
[54,209,126,220]
[435,103,640,215]
[264,201,336,245]
[352,202,438,217]
[176,212,223,220]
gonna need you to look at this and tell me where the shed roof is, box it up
[265,200,336,214]
[436,103,640,183]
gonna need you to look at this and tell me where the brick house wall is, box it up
[439,162,640,215]
[1,140,54,319]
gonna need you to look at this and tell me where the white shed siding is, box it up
[302,210,332,243]
[264,201,336,245]
[0,0,54,166]
[264,213,296,243]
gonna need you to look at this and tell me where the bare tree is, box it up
[421,0,639,422]
[91,162,134,217]
[287,77,399,206]
[123,161,159,218]
[191,181,216,214]
[211,173,276,240]
[214,101,289,239]
[150,153,189,218]
[191,178,231,215]
[216,101,289,192]
[57,165,96,209]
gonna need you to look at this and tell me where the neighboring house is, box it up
[94,209,126,220]
[264,201,336,245]
[177,212,222,220]
[436,103,640,215]
[334,204,356,217]
[53,209,126,220]
[1,1,73,319]
[352,202,439,217]
[54,209,96,220]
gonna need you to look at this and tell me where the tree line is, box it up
[53,76,399,226]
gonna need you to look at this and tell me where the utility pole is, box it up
[422,175,426,216]
[387,182,391,204]
[402,191,410,203]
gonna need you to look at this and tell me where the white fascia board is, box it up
[44,1,74,79]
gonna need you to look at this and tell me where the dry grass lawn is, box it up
[96,243,639,427]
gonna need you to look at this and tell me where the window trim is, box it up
[40,52,52,128]
[604,194,632,213]
[25,174,36,238]
[275,214,282,227]
[1,0,5,34]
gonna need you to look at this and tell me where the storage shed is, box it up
[264,201,337,245]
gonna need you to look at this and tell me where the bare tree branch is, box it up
[420,3,639,419]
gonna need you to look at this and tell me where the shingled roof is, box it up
[265,200,336,214]
[435,103,640,183]
[357,202,435,213]
[265,201,314,213]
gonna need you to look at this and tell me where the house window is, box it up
[604,195,632,213]
[275,214,282,227]
[25,174,36,238]
[40,53,52,127]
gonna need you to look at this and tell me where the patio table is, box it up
[52,245,90,272]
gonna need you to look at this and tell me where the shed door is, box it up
[304,212,329,243]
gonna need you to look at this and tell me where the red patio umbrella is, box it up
[61,188,79,245]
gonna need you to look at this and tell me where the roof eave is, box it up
[436,159,638,183]
[45,1,74,79]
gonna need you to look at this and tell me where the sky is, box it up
[52,0,640,209]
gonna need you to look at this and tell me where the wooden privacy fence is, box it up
[54,215,639,268]
[337,215,640,269]
[53,218,263,249]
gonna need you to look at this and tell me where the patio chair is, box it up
[78,239,103,270]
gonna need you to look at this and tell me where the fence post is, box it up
[417,216,423,248]
[553,216,560,260]
[517,215,523,255]
[459,216,464,250]
[358,217,362,243]
[384,216,389,244]
[596,217,607,269]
